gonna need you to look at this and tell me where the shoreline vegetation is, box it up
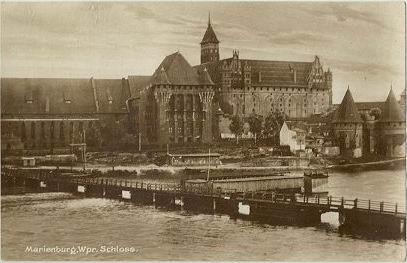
[2,149,405,176]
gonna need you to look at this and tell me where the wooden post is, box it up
[380,202,383,213]
[354,198,358,209]
[341,197,344,207]
[368,200,371,211]
[395,203,398,215]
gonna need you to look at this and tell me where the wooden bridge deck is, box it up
[4,170,404,218]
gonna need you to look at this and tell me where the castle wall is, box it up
[333,123,363,157]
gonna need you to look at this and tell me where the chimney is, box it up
[293,69,297,83]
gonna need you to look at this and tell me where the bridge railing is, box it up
[4,168,405,215]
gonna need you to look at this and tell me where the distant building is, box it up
[1,78,131,151]
[194,17,333,120]
[131,52,217,145]
[400,88,406,111]
[331,87,405,158]
[279,121,306,153]
[2,15,335,150]
[331,88,363,157]
[376,89,405,157]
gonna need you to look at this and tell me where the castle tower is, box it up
[377,87,405,157]
[200,13,220,64]
[332,87,363,157]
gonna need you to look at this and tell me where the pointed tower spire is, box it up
[379,87,404,122]
[332,88,362,123]
[200,13,220,64]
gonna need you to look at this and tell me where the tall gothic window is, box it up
[70,122,74,142]
[79,122,83,134]
[60,122,65,141]
[21,122,26,141]
[50,121,55,140]
[41,122,45,139]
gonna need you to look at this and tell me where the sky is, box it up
[1,2,405,103]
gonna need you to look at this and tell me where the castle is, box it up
[1,16,404,158]
[332,87,405,158]
[131,16,333,146]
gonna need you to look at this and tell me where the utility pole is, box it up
[207,148,211,181]
[138,132,142,152]
[82,129,86,172]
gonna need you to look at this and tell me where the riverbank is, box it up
[326,157,405,171]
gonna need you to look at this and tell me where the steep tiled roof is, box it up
[332,88,362,123]
[193,56,326,88]
[93,78,130,113]
[355,102,385,112]
[128,75,151,97]
[197,67,214,85]
[151,52,212,86]
[1,77,130,115]
[379,88,405,122]
[201,21,219,44]
[246,60,312,87]
[1,78,95,115]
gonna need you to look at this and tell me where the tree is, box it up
[247,114,263,144]
[229,115,243,144]
[369,107,382,120]
[85,125,102,148]
[99,121,126,148]
[119,133,138,150]
[263,111,286,145]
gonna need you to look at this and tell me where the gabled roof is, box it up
[332,88,362,123]
[92,78,130,113]
[151,52,213,86]
[193,56,327,88]
[128,75,151,97]
[379,88,405,122]
[1,77,130,115]
[1,78,96,115]
[247,59,313,87]
[201,19,219,44]
[197,67,214,85]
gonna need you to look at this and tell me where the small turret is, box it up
[200,13,220,64]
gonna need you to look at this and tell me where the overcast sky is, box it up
[1,2,405,103]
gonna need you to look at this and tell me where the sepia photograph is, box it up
[1,1,406,261]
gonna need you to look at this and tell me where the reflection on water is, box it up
[1,169,406,261]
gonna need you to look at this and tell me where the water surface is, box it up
[1,169,405,261]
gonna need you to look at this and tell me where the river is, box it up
[1,169,405,261]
